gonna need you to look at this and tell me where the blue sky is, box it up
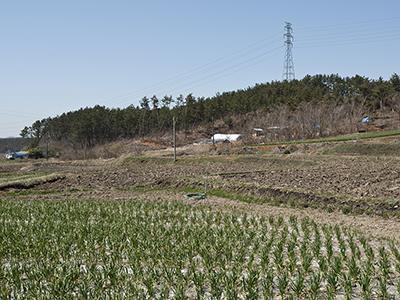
[1,0,400,137]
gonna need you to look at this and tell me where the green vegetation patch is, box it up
[324,142,400,156]
[0,173,48,184]
[1,198,400,299]
[0,173,65,190]
[258,129,400,147]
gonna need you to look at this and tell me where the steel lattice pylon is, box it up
[283,22,295,81]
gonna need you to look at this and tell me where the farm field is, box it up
[1,194,400,299]
[1,141,400,299]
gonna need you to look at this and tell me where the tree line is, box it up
[0,138,31,153]
[21,74,400,149]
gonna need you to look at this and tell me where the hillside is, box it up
[0,138,31,154]
[21,74,400,154]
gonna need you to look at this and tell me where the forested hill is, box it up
[0,138,31,153]
[22,74,400,149]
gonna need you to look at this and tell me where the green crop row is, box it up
[0,198,399,299]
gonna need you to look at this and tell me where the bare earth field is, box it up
[1,148,400,237]
[1,140,400,298]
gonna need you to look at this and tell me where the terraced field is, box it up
[1,143,400,299]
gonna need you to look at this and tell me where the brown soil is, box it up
[2,153,400,205]
[2,151,400,242]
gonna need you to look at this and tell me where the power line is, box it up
[298,30,400,43]
[296,16,400,31]
[110,37,282,105]
[156,45,283,97]
[92,18,400,107]
[94,20,399,105]
[177,49,282,96]
[98,33,282,106]
[296,33,400,48]
[8,17,400,123]
[297,28,400,41]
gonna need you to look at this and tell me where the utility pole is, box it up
[283,22,295,81]
[46,132,49,160]
[172,116,176,162]
[211,116,215,145]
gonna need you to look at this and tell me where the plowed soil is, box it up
[1,152,400,240]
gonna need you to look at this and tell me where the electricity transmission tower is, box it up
[283,22,295,81]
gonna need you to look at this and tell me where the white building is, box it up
[212,134,242,143]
